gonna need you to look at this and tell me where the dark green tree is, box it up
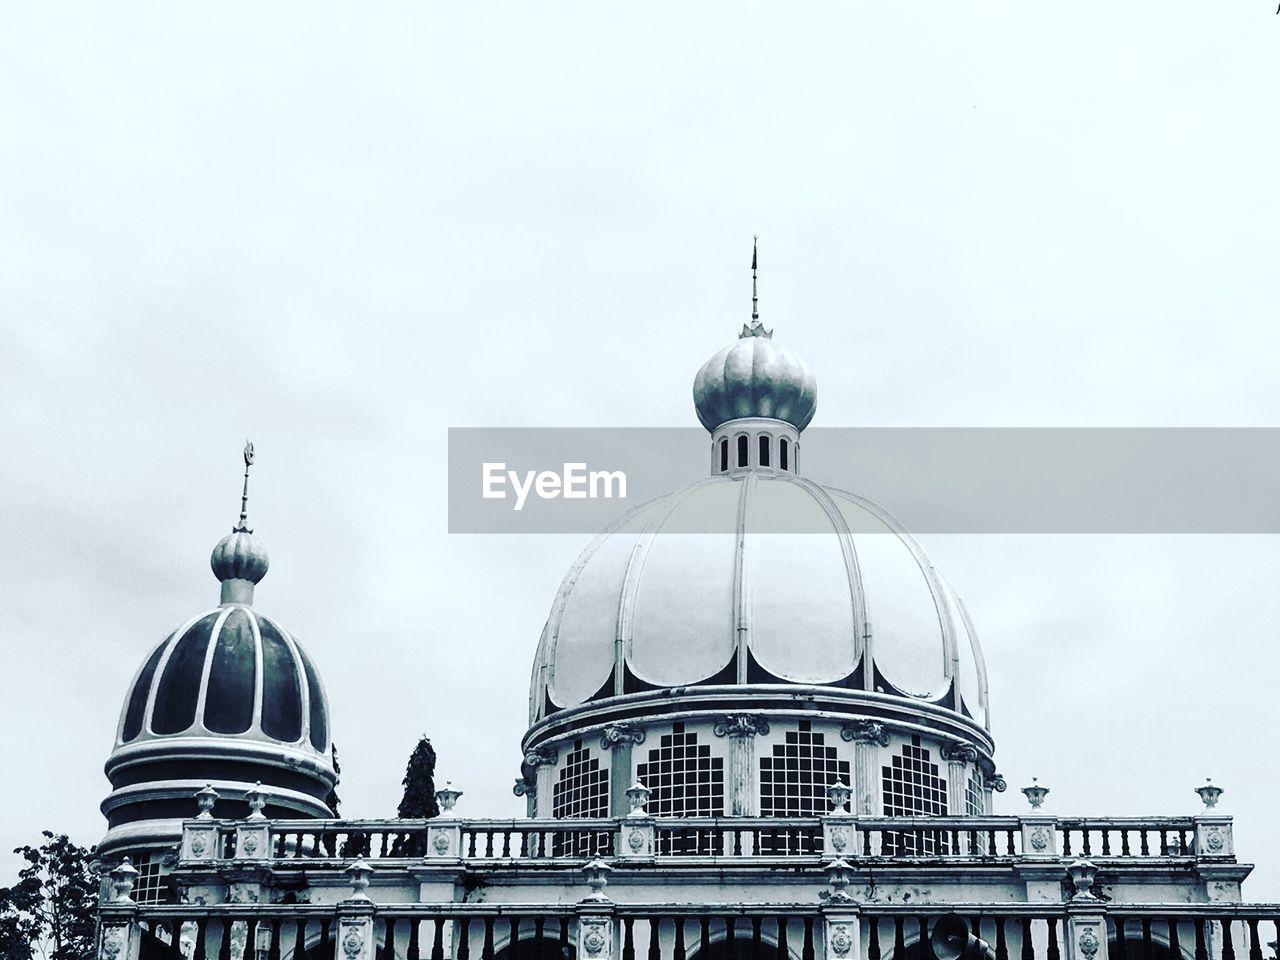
[0,832,97,960]
[396,736,440,819]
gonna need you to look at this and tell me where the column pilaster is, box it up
[714,714,769,815]
[841,720,889,815]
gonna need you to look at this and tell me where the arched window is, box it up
[736,435,749,468]
[758,435,770,467]
[719,438,728,473]
[779,438,789,472]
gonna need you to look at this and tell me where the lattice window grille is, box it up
[882,735,950,855]
[552,740,609,819]
[551,739,610,857]
[637,722,724,817]
[132,855,167,905]
[759,720,851,818]
[966,769,984,815]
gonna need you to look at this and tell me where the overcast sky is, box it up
[2,2,1279,901]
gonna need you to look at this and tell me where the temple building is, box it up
[94,262,1277,960]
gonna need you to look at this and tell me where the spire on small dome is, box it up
[741,235,772,340]
[211,441,269,605]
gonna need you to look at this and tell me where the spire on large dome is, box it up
[210,441,269,603]
[692,239,818,434]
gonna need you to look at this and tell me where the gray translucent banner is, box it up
[448,428,1280,533]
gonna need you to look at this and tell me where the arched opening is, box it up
[719,438,728,473]
[736,435,749,468]
[779,438,789,472]
[758,435,771,467]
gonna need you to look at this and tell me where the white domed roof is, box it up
[529,471,989,730]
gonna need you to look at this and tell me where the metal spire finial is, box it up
[751,234,759,324]
[235,441,255,533]
[740,235,773,339]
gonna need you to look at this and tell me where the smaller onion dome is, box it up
[692,241,817,433]
[693,325,818,432]
[211,529,269,586]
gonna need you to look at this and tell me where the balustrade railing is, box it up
[188,814,1230,867]
[117,905,1280,960]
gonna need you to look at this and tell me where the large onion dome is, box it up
[100,446,337,859]
[520,262,1000,821]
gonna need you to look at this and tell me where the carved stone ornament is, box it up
[713,714,770,738]
[600,723,646,750]
[342,927,365,960]
[189,835,208,858]
[581,917,610,958]
[1078,929,1100,960]
[828,924,855,958]
[432,833,451,854]
[840,720,890,746]
[628,829,646,853]
[1206,827,1224,853]
[984,772,1008,793]
[524,747,558,768]
[512,778,533,798]
[101,927,126,960]
[1030,827,1050,852]
[241,834,259,857]
[829,826,850,852]
[940,740,980,764]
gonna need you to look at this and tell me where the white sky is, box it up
[2,2,1278,900]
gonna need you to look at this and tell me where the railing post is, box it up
[1021,815,1059,859]
[822,781,856,860]
[183,784,221,862]
[425,819,461,860]
[577,859,616,960]
[1065,867,1108,960]
[98,861,141,960]
[820,870,860,960]
[234,782,272,862]
[335,900,376,960]
[617,783,654,860]
[1194,817,1234,860]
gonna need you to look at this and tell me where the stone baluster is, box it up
[714,714,770,816]
[840,720,889,816]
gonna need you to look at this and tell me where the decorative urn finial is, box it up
[110,858,139,903]
[582,858,613,902]
[345,857,374,900]
[1022,777,1049,810]
[195,783,219,819]
[626,781,652,818]
[211,441,269,604]
[245,781,267,820]
[826,779,853,815]
[435,781,462,817]
[1196,778,1224,809]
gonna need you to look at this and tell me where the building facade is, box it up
[94,297,1277,960]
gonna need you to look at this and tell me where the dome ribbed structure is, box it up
[100,448,337,859]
